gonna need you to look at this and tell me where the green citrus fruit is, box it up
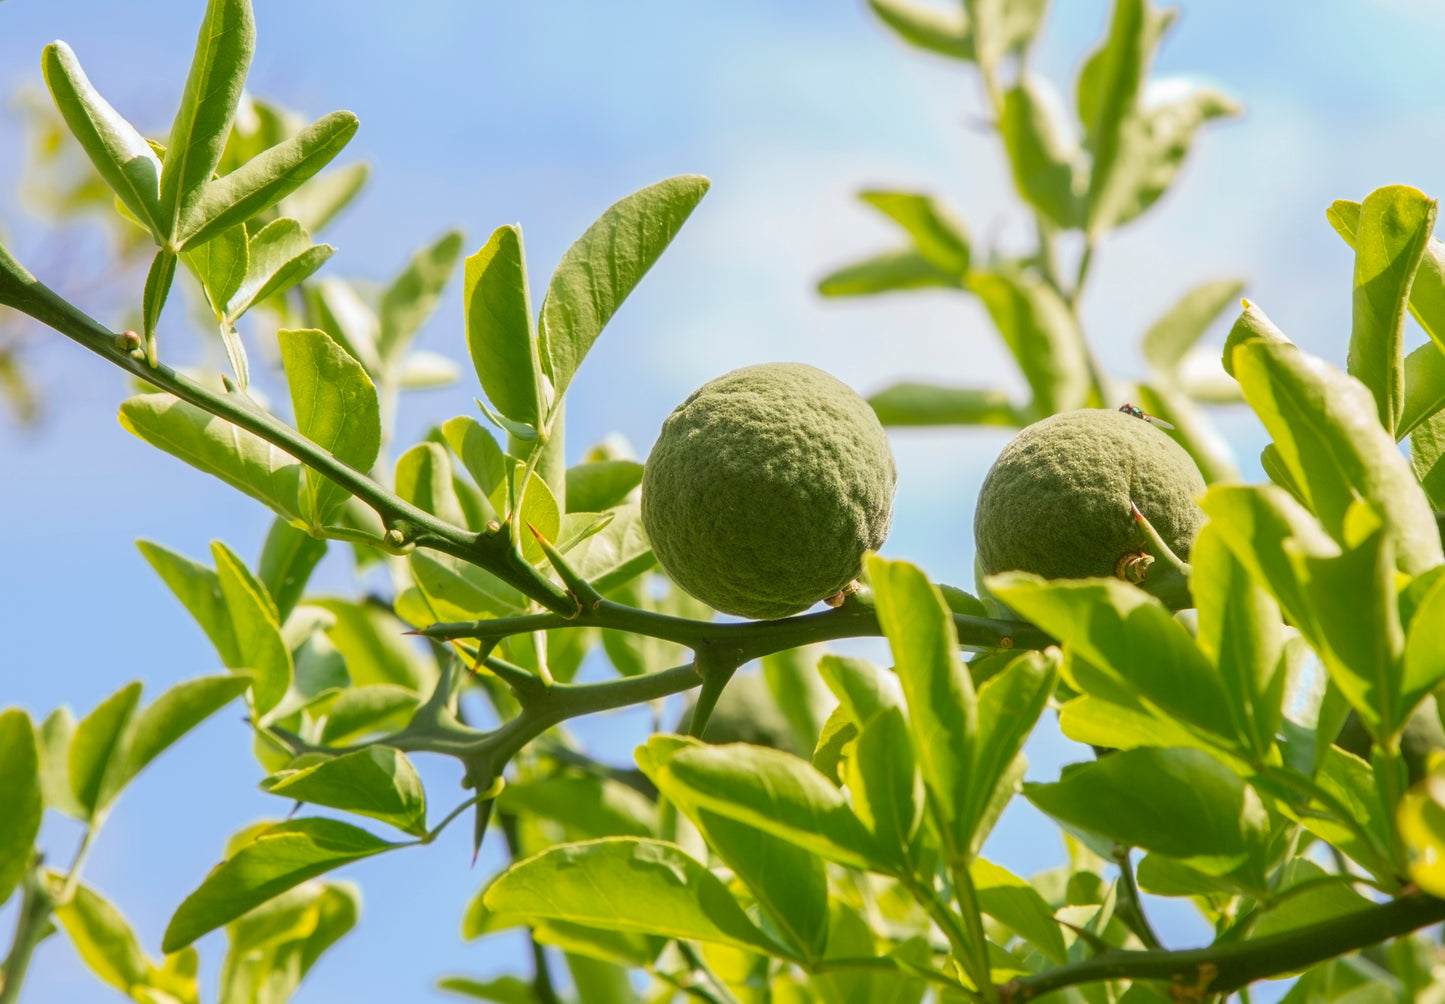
[974,408,1206,597]
[641,362,896,620]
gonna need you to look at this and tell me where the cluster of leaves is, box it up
[834,0,1244,485]
[5,2,1445,1004]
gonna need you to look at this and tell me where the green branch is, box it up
[0,252,573,615]
[420,593,1053,657]
[0,860,51,1004]
[998,892,1445,1002]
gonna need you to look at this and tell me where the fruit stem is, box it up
[1130,503,1194,608]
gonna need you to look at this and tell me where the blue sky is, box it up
[2,1,1444,1001]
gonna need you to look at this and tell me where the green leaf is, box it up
[563,503,654,594]
[437,975,540,1004]
[410,551,526,621]
[566,955,635,1004]
[1401,341,1445,439]
[1141,279,1246,377]
[867,0,973,60]
[967,0,1050,69]
[0,710,41,906]
[50,880,152,993]
[142,247,178,362]
[1057,690,1201,755]
[812,706,858,786]
[540,176,709,401]
[479,837,782,956]
[498,774,655,839]
[1027,748,1269,890]
[1347,185,1438,436]
[508,466,562,563]
[310,278,382,374]
[868,555,976,857]
[818,654,903,724]
[398,350,461,390]
[278,327,381,527]
[1403,575,1445,730]
[867,382,1019,427]
[1078,0,1172,231]
[1191,522,1284,760]
[968,650,1058,853]
[37,708,84,819]
[220,881,359,1004]
[1297,514,1406,741]
[40,42,164,235]
[464,225,543,428]
[378,230,465,364]
[1227,305,1444,573]
[442,416,507,497]
[644,737,891,872]
[313,599,436,691]
[257,518,327,623]
[214,541,293,716]
[1401,759,1445,897]
[100,674,252,810]
[396,442,468,529]
[858,190,970,273]
[565,459,644,513]
[988,575,1239,751]
[163,818,398,952]
[1133,380,1241,484]
[1413,409,1445,509]
[319,685,421,744]
[971,858,1067,964]
[185,223,248,323]
[1250,860,1373,940]
[70,683,141,818]
[228,218,334,320]
[638,736,829,963]
[968,269,1092,416]
[1300,747,1395,881]
[1329,197,1445,357]
[138,539,241,665]
[846,707,922,859]
[120,394,306,524]
[1099,87,1240,233]
[278,161,369,235]
[1198,484,1338,635]
[159,0,255,234]
[1000,78,1084,230]
[817,248,962,296]
[266,747,427,836]
[179,111,359,248]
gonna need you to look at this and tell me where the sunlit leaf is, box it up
[0,710,41,906]
[163,818,399,952]
[478,837,783,956]
[279,327,381,526]
[540,176,709,401]
[266,747,427,836]
[465,225,543,428]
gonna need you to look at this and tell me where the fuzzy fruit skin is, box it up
[974,408,1206,591]
[641,362,896,620]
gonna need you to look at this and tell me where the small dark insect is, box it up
[1118,402,1174,430]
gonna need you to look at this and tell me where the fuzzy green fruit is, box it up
[641,362,896,620]
[974,409,1206,599]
